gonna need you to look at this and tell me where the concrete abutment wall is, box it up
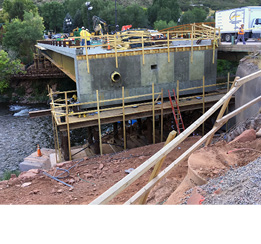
[76,49,217,106]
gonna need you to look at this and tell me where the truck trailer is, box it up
[215,6,261,42]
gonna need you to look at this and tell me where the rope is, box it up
[77,173,96,185]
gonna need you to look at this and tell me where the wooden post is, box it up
[191,24,194,63]
[142,32,145,65]
[122,87,126,150]
[205,77,238,146]
[93,126,100,154]
[146,118,153,144]
[88,127,93,145]
[202,76,205,136]
[167,31,170,63]
[152,83,155,144]
[85,37,90,73]
[96,90,103,155]
[139,130,177,204]
[137,119,142,136]
[177,80,179,103]
[61,131,69,161]
[226,72,230,133]
[161,88,163,142]
[114,34,118,68]
[212,28,216,64]
[113,122,118,139]
[65,92,72,160]
[50,88,59,163]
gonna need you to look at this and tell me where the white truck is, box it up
[215,6,261,42]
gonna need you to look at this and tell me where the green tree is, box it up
[73,9,83,29]
[2,11,44,63]
[148,0,181,27]
[180,7,208,24]
[124,5,148,28]
[154,20,176,30]
[0,50,24,93]
[39,1,65,32]
[3,0,37,21]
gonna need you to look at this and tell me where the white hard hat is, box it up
[82,26,85,29]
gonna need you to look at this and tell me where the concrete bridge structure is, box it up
[36,24,220,107]
[34,24,246,161]
[218,40,261,61]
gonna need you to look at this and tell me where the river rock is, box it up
[21,182,32,188]
[256,128,261,138]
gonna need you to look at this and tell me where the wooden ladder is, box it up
[168,89,185,134]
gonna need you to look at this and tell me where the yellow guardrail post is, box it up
[142,32,145,65]
[167,31,170,63]
[114,34,118,68]
[161,88,163,142]
[122,86,126,150]
[152,83,155,144]
[96,90,103,155]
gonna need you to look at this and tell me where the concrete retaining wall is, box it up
[235,57,261,124]
[76,49,217,106]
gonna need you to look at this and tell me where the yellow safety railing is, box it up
[49,83,163,159]
[38,23,219,73]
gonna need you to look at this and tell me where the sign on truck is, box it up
[215,6,261,42]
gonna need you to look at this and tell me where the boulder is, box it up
[229,129,256,144]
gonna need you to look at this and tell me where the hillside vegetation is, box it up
[1,0,260,10]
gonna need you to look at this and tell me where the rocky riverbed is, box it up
[0,104,54,176]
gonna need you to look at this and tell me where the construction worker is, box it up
[80,26,88,46]
[86,29,92,49]
[235,24,246,45]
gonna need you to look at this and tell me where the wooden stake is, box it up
[65,92,72,160]
[139,130,177,204]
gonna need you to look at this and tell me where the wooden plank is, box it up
[235,69,261,87]
[29,109,51,118]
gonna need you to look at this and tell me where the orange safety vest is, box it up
[238,27,244,35]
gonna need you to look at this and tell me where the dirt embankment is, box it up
[0,136,200,205]
[0,128,260,205]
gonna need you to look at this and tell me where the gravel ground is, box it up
[196,157,261,205]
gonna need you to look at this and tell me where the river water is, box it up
[0,103,54,176]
